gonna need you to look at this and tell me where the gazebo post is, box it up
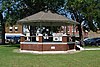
[64,26,66,34]
[38,34,43,42]
[66,25,68,34]
[20,35,25,42]
[72,24,76,42]
[20,35,25,50]
[38,34,43,51]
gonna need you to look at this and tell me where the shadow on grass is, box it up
[1,44,20,48]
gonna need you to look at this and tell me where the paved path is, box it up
[15,49,81,54]
[84,48,100,50]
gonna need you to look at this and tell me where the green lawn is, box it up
[0,45,100,67]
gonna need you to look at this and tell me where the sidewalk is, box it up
[17,49,81,54]
[84,48,100,50]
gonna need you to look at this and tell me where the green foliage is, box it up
[1,0,100,31]
[1,0,65,26]
[1,0,23,25]
[66,0,100,31]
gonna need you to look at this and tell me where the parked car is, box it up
[83,37,100,46]
[5,37,20,44]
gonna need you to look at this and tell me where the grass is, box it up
[0,44,100,67]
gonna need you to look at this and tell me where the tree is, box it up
[66,0,100,32]
[1,0,99,45]
[1,0,25,26]
[65,0,100,45]
[1,0,65,44]
[2,0,65,25]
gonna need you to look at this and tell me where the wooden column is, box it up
[66,25,68,34]
[20,35,25,50]
[38,34,43,42]
[38,34,43,51]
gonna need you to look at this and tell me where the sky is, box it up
[0,1,2,10]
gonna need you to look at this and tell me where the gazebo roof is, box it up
[17,10,79,26]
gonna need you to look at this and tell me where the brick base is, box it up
[20,43,75,51]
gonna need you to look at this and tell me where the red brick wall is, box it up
[20,44,43,51]
[5,24,22,33]
[68,26,88,38]
[20,43,75,51]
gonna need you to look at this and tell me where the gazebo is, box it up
[18,10,79,51]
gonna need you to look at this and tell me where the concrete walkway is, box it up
[76,45,100,51]
[13,47,100,54]
[84,48,100,50]
[18,49,81,54]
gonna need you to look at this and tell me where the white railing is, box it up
[23,35,73,42]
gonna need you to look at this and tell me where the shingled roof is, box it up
[18,10,79,26]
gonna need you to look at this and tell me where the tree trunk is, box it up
[2,23,5,44]
[76,16,84,46]
[0,12,5,44]
[77,24,84,46]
